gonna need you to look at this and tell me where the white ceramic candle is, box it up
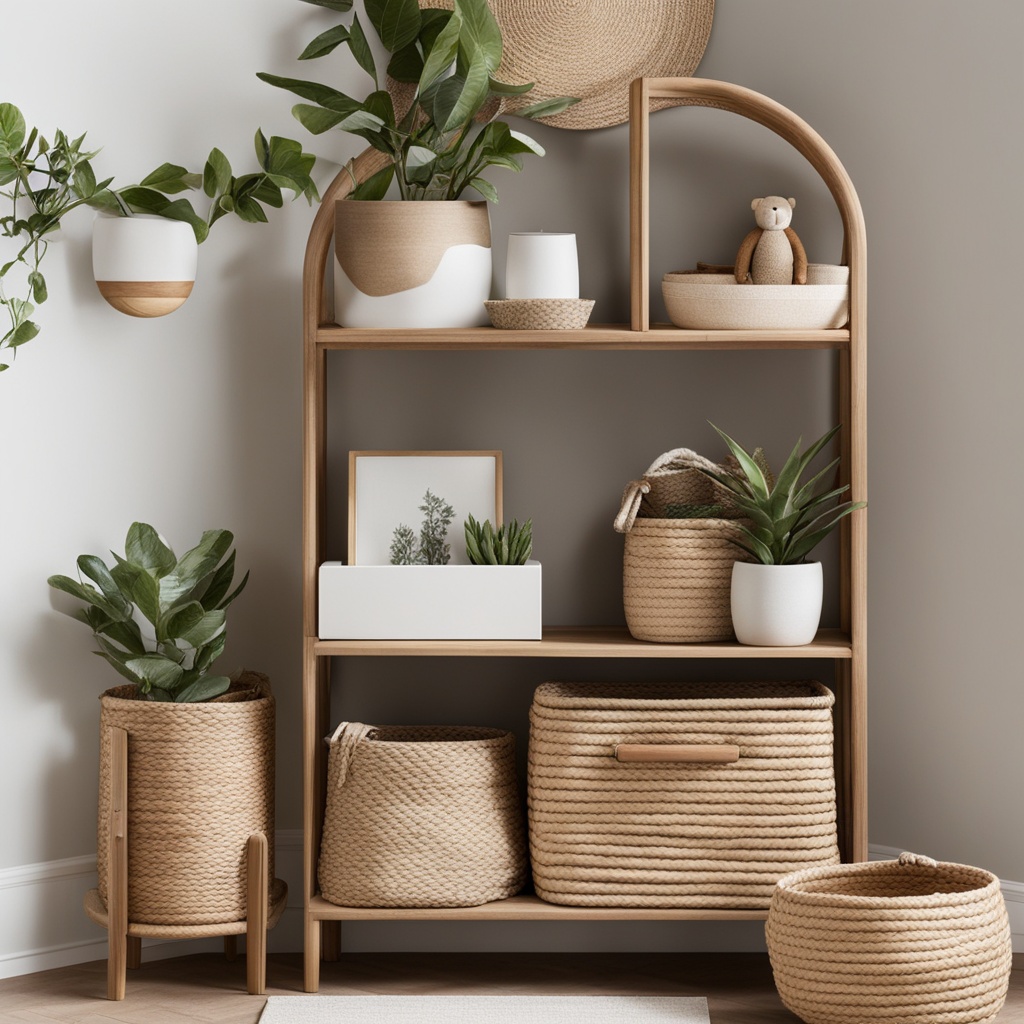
[505,232,579,299]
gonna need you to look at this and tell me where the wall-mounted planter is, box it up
[318,560,541,640]
[333,200,491,329]
[92,213,197,318]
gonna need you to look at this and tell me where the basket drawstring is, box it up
[328,721,374,788]
[614,480,651,534]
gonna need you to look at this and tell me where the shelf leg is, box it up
[224,935,237,962]
[126,936,142,970]
[246,833,268,995]
[322,920,341,962]
[106,726,129,1001]
[304,912,321,993]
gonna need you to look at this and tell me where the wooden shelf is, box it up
[308,893,768,922]
[315,322,850,351]
[314,626,852,658]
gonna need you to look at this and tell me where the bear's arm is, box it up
[785,227,808,284]
[734,228,762,283]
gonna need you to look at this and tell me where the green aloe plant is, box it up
[695,424,866,565]
[0,101,317,370]
[464,514,532,565]
[47,522,249,703]
[259,0,577,201]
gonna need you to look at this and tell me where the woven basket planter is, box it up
[96,673,275,927]
[318,723,528,908]
[623,518,752,642]
[766,853,1012,1024]
[528,681,839,908]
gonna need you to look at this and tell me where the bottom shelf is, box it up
[308,893,768,922]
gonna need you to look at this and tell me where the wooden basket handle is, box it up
[614,743,740,764]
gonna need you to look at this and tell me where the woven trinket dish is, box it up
[485,298,595,331]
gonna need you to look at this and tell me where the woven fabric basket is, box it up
[621,518,752,642]
[766,853,1012,1024]
[318,723,528,908]
[528,681,838,908]
[96,672,275,926]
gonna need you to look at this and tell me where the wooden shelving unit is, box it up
[300,77,866,993]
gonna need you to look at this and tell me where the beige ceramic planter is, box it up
[334,200,491,328]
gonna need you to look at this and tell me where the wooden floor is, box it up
[2,951,1023,1023]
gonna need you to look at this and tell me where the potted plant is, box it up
[47,522,282,935]
[258,0,576,329]
[695,424,866,646]
[0,101,317,358]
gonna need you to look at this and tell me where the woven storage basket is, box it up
[766,853,1012,1024]
[318,723,528,908]
[96,672,275,926]
[528,681,839,908]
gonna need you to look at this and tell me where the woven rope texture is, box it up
[528,681,838,908]
[319,724,528,908]
[766,854,1012,1024]
[623,519,753,642]
[485,299,595,330]
[97,673,275,926]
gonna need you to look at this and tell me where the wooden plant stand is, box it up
[83,727,288,999]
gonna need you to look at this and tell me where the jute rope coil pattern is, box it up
[766,853,1012,1024]
[622,519,753,642]
[528,681,838,908]
[97,673,275,926]
[318,724,528,908]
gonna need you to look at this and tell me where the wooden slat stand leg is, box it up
[246,833,269,995]
[127,936,142,970]
[224,935,238,962]
[107,726,129,1001]
[322,921,341,962]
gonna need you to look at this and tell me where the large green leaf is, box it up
[0,103,26,156]
[77,555,131,611]
[365,0,421,53]
[454,0,502,72]
[94,648,145,687]
[160,530,234,604]
[387,43,424,83]
[155,197,209,243]
[175,675,230,703]
[708,424,770,502]
[125,655,184,694]
[299,0,353,9]
[139,162,199,194]
[257,73,363,114]
[7,320,39,348]
[299,24,351,60]
[203,148,233,198]
[129,569,162,627]
[125,522,176,577]
[193,634,227,675]
[433,55,490,132]
[177,608,227,648]
[515,96,580,120]
[350,163,395,200]
[161,600,206,642]
[419,7,462,91]
[347,14,377,83]
[47,574,126,621]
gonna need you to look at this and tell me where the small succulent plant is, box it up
[47,522,248,702]
[389,489,456,565]
[464,514,532,565]
[695,423,866,565]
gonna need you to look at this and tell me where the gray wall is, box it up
[1,0,1021,959]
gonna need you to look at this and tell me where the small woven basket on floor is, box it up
[528,681,839,909]
[615,449,751,643]
[319,723,528,908]
[96,672,275,926]
[766,853,1012,1024]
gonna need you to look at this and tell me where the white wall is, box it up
[1,0,1022,973]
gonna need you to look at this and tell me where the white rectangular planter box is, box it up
[318,560,542,640]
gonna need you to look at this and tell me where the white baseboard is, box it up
[1,836,1019,980]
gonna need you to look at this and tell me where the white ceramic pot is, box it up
[333,200,491,328]
[730,561,823,646]
[92,213,198,318]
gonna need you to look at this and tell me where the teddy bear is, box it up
[734,196,808,284]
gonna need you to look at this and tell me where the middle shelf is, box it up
[313,626,852,659]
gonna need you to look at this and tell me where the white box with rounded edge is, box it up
[318,561,542,640]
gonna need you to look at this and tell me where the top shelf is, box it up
[315,322,850,352]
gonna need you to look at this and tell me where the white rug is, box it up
[259,995,710,1023]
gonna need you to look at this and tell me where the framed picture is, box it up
[348,451,503,566]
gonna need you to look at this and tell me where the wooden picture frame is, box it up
[347,451,503,566]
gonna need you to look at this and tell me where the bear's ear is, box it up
[751,198,763,211]
[787,197,796,208]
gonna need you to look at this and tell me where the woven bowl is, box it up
[766,853,1012,1024]
[662,273,848,330]
[485,298,595,331]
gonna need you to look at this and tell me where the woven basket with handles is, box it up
[766,852,1012,1024]
[614,448,752,643]
[318,723,528,908]
[96,672,275,926]
[528,680,839,909]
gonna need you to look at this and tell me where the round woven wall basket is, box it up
[766,852,1012,1024]
[96,673,275,926]
[319,723,527,908]
[623,518,752,642]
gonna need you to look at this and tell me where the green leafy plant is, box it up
[0,101,317,370]
[389,489,456,564]
[47,522,249,703]
[695,424,866,565]
[464,514,532,565]
[259,0,578,201]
